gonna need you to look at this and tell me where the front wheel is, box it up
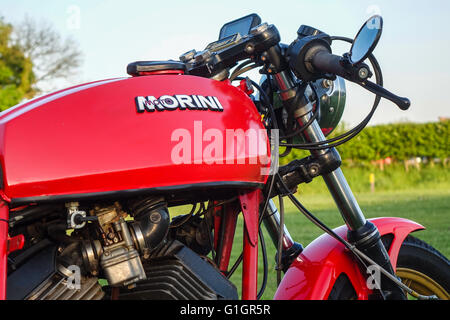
[396,235,449,299]
[329,235,450,300]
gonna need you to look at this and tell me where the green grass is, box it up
[292,163,450,195]
[225,164,450,299]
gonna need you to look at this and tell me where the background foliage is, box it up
[0,15,82,110]
[281,120,450,164]
[0,17,35,110]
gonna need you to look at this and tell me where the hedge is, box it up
[280,120,449,164]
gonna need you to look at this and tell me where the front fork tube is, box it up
[295,102,367,231]
[270,71,406,298]
[263,200,294,250]
[294,99,405,299]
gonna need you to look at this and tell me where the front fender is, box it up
[273,217,424,300]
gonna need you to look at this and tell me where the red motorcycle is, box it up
[1,14,448,300]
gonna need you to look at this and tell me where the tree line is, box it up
[0,15,82,110]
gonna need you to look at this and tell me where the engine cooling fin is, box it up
[27,274,105,300]
[7,241,104,300]
[107,240,238,300]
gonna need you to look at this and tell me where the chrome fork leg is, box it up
[295,101,366,231]
[294,97,406,299]
[263,199,294,250]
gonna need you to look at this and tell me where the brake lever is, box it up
[358,80,411,110]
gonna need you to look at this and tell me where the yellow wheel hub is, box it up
[396,267,450,300]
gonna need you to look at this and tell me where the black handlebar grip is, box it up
[310,50,349,79]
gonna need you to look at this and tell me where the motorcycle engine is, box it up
[7,196,238,300]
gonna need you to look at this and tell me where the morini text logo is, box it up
[135,95,224,113]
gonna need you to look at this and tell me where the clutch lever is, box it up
[358,79,411,110]
[307,49,411,110]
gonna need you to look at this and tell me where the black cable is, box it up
[229,59,254,79]
[276,194,284,286]
[203,202,216,262]
[226,252,243,279]
[230,63,259,81]
[234,40,384,151]
[275,172,369,269]
[257,227,268,299]
[225,222,268,299]
[169,203,197,229]
[279,100,377,149]
[278,43,383,150]
[279,81,321,140]
[280,104,377,150]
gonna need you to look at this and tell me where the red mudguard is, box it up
[274,217,424,300]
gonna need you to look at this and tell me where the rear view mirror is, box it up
[349,15,383,65]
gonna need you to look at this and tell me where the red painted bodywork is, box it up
[273,217,424,300]
[0,74,270,299]
[0,202,8,300]
[239,189,262,300]
[215,202,239,274]
[0,75,269,202]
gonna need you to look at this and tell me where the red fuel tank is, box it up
[0,75,270,204]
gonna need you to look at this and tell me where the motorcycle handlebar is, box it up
[310,49,349,79]
[309,49,411,110]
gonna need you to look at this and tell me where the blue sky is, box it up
[1,0,449,126]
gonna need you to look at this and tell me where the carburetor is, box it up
[87,203,146,287]
[79,198,170,288]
